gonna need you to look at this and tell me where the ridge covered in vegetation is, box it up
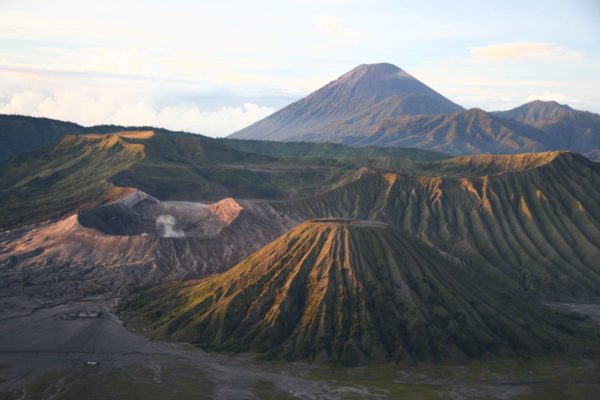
[0,128,442,229]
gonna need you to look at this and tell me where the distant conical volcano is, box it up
[229,63,464,142]
[123,219,577,365]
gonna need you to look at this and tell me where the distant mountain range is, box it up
[229,63,600,160]
[345,108,549,155]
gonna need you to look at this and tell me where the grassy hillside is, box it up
[0,134,142,228]
[217,138,449,162]
[122,220,595,365]
[0,114,449,164]
[0,115,85,161]
[104,131,393,201]
[1,128,434,228]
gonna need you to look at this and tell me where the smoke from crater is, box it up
[156,215,185,238]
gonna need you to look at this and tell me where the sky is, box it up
[0,0,599,137]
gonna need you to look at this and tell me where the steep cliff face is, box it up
[275,152,600,296]
[123,220,586,365]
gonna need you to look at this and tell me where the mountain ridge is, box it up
[122,219,591,364]
[493,100,574,124]
[274,151,600,296]
[0,127,450,229]
[227,65,600,160]
[343,108,551,155]
[493,100,600,160]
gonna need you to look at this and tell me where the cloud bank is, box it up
[0,1,598,123]
[0,73,275,136]
[470,42,580,62]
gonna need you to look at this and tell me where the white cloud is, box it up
[0,87,274,137]
[84,48,160,76]
[525,91,578,103]
[470,42,580,62]
[0,91,46,114]
[111,102,274,135]
[314,15,363,42]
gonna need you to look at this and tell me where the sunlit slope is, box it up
[0,194,297,290]
[123,220,590,364]
[111,132,450,201]
[0,134,143,228]
[0,131,351,228]
[275,152,600,295]
[1,128,459,229]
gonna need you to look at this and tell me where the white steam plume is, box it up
[156,215,185,238]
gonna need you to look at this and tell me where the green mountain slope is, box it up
[274,152,600,296]
[0,134,143,228]
[123,220,593,364]
[0,131,291,227]
[217,138,449,162]
[0,115,85,161]
[0,128,436,229]
[0,114,449,164]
